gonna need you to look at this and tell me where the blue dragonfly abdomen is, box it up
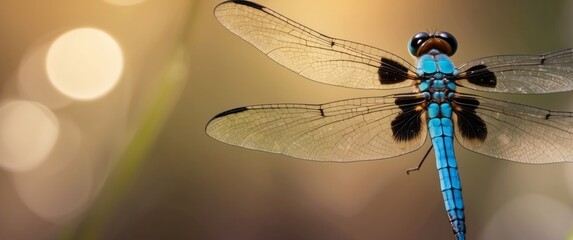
[416,47,466,239]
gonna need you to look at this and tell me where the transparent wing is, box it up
[214,1,418,89]
[456,49,573,94]
[206,94,428,162]
[453,93,573,163]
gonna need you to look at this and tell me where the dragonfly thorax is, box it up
[419,77,457,100]
[416,49,458,104]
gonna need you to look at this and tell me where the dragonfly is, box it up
[206,1,573,239]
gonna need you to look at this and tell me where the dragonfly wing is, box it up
[214,1,418,89]
[456,49,573,94]
[206,94,428,162]
[452,93,573,164]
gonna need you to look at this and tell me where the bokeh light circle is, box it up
[46,28,124,100]
[0,100,59,172]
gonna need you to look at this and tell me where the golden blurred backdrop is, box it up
[0,0,572,239]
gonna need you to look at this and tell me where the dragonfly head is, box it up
[408,31,458,57]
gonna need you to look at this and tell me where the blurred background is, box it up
[0,0,572,239]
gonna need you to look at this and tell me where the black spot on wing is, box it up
[211,107,249,120]
[231,0,264,10]
[462,64,497,87]
[378,58,410,84]
[391,96,425,142]
[452,97,487,141]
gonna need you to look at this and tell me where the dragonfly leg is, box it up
[406,145,433,175]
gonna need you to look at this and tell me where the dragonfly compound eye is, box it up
[408,32,431,56]
[409,31,458,57]
[435,31,458,56]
